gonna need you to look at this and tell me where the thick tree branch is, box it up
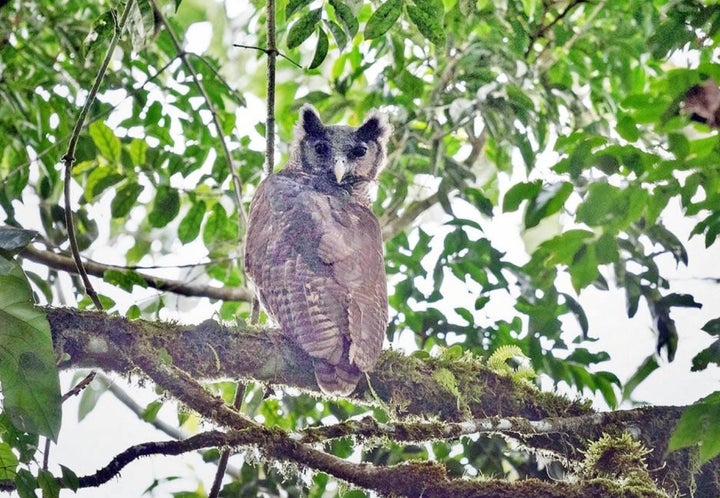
[48,308,586,421]
[22,245,252,302]
[46,307,717,496]
[115,313,671,498]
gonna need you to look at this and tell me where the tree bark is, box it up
[48,307,718,496]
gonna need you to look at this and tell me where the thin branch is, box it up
[233,44,301,68]
[43,371,98,470]
[381,191,441,241]
[21,244,253,302]
[525,0,588,58]
[208,383,245,497]
[151,0,248,230]
[62,371,97,402]
[97,372,186,440]
[62,2,136,310]
[76,430,232,488]
[265,0,277,177]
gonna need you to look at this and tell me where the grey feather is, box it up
[245,105,390,395]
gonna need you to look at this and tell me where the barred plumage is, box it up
[245,105,390,395]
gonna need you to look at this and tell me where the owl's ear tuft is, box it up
[357,110,391,145]
[299,104,326,137]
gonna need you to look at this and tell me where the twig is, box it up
[76,430,233,488]
[151,0,248,231]
[381,192,441,241]
[525,0,588,58]
[61,2,136,310]
[96,372,187,440]
[20,244,254,302]
[208,383,245,497]
[265,0,277,177]
[43,371,98,470]
[233,43,301,68]
[62,371,97,402]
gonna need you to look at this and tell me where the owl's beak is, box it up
[333,158,347,183]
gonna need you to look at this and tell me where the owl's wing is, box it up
[245,175,350,366]
[316,201,388,372]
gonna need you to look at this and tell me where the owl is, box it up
[244,104,390,396]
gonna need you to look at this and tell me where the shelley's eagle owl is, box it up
[245,105,390,396]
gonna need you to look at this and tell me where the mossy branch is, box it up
[45,307,719,497]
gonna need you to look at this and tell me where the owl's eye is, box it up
[314,142,330,156]
[349,144,367,159]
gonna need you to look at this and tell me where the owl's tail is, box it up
[314,360,362,396]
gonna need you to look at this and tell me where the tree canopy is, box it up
[1,0,719,496]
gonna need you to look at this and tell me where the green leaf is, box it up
[406,0,446,45]
[286,8,322,49]
[148,186,180,228]
[395,69,425,99]
[622,355,658,401]
[658,293,702,310]
[103,269,148,292]
[595,232,619,264]
[576,182,619,226]
[77,375,108,422]
[128,0,156,52]
[309,28,329,69]
[203,204,238,244]
[569,243,599,293]
[702,318,720,336]
[178,200,206,244]
[325,20,347,51]
[84,165,124,201]
[141,400,163,422]
[88,121,121,163]
[692,339,720,371]
[594,371,620,409]
[616,114,639,142]
[111,182,144,218]
[38,469,60,498]
[83,10,117,58]
[0,227,37,257]
[525,181,572,228]
[0,257,61,441]
[668,392,720,464]
[59,465,79,492]
[364,0,403,39]
[128,138,148,166]
[561,293,588,338]
[329,0,358,37]
[503,181,541,212]
[14,468,38,498]
[0,441,19,480]
[286,0,313,19]
[1,146,29,199]
[0,413,39,463]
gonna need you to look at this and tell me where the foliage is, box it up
[0,0,719,495]
[669,391,720,465]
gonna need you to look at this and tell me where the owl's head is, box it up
[288,104,391,199]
